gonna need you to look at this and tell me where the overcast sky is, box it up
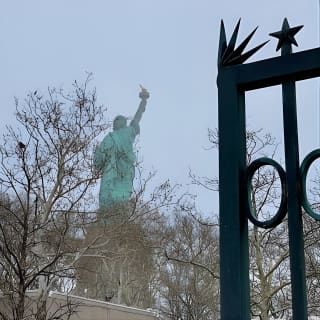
[0,0,319,214]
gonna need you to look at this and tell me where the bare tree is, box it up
[0,75,108,320]
[160,211,219,320]
[188,128,320,320]
[72,170,183,309]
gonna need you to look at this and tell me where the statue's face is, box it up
[113,116,127,130]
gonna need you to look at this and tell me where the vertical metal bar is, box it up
[282,79,308,320]
[218,70,250,320]
[280,41,308,320]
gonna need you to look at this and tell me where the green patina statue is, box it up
[94,86,149,210]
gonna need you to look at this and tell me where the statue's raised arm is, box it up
[130,85,150,133]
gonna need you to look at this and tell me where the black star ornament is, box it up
[269,18,303,51]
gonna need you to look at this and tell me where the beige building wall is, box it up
[0,291,159,320]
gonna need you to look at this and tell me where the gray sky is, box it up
[0,0,319,214]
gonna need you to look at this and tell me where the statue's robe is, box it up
[94,122,139,209]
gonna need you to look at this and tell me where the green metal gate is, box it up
[217,18,320,320]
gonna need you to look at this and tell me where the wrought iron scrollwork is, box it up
[247,149,320,228]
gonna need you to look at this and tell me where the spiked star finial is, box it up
[269,18,303,52]
[218,19,269,68]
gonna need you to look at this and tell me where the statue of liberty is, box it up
[94,86,150,210]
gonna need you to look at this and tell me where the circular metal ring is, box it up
[300,149,320,221]
[247,157,287,228]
